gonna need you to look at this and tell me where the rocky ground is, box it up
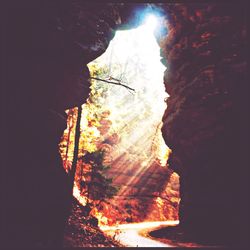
[63,200,122,247]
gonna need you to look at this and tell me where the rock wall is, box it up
[159,3,248,246]
[3,1,150,247]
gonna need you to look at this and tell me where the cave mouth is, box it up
[60,13,180,227]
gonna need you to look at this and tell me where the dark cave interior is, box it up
[2,1,249,247]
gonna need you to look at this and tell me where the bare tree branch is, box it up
[90,77,135,92]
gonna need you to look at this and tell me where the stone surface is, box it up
[3,1,139,247]
[158,3,248,246]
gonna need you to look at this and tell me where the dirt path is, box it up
[100,221,179,247]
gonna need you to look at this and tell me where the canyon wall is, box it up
[159,3,248,246]
[3,1,146,247]
[3,1,109,247]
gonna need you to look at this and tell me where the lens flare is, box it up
[144,14,158,31]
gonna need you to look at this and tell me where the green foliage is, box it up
[81,149,119,205]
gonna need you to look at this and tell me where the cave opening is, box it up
[3,1,247,248]
[59,12,180,230]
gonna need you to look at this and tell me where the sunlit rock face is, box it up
[156,3,247,245]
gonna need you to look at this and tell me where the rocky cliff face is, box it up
[158,3,247,245]
[3,1,248,247]
[3,1,149,247]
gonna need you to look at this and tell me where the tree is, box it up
[69,105,82,193]
[65,109,75,165]
[59,61,124,214]
[59,107,78,173]
[80,150,119,211]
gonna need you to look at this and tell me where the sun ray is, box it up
[59,14,180,226]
